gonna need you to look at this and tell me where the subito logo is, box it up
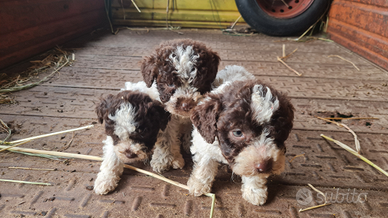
[296,188,313,205]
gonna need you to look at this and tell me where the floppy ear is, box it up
[96,94,117,124]
[141,55,159,87]
[209,50,221,76]
[148,100,170,131]
[192,50,221,93]
[190,95,222,144]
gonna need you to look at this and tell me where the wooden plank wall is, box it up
[111,0,245,29]
[328,0,388,70]
[0,0,106,70]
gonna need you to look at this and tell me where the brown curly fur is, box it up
[190,80,294,163]
[96,90,170,150]
[140,39,220,103]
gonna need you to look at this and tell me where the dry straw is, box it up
[0,144,216,218]
[277,45,302,76]
[320,134,388,178]
[316,116,362,153]
[299,184,331,212]
[0,178,52,186]
[328,55,360,71]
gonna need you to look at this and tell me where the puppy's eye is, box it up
[232,130,243,137]
[168,83,175,88]
[136,128,146,133]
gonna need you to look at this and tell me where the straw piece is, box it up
[0,145,216,218]
[280,0,289,7]
[289,154,305,163]
[308,184,326,203]
[320,134,388,177]
[0,179,52,186]
[328,55,360,71]
[316,117,361,153]
[9,167,56,171]
[0,119,11,143]
[277,56,302,76]
[281,48,298,60]
[299,203,331,212]
[9,125,93,144]
[324,117,378,120]
[0,145,102,160]
[230,15,242,30]
[59,132,75,152]
[0,140,31,152]
[299,184,330,212]
[341,124,360,154]
[131,0,141,12]
[0,58,69,93]
[282,44,286,57]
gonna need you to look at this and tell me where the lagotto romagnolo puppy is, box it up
[141,39,220,172]
[94,82,169,195]
[187,78,294,205]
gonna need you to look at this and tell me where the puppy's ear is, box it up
[141,55,159,87]
[209,51,221,76]
[96,94,114,124]
[190,95,222,144]
[270,93,295,149]
[148,101,170,131]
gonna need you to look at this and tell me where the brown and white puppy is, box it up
[188,79,294,205]
[94,87,169,195]
[141,39,220,172]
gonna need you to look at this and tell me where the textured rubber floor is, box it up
[1,29,388,218]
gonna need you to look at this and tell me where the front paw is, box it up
[150,156,170,173]
[94,174,120,195]
[150,154,185,173]
[171,156,185,169]
[242,186,268,205]
[187,176,211,196]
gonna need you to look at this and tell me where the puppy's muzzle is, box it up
[178,98,196,112]
[255,159,273,173]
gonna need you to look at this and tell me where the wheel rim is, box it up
[256,0,314,19]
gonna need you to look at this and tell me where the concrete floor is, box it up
[1,28,388,218]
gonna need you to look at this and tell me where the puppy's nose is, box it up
[125,151,137,159]
[181,102,193,112]
[255,159,272,173]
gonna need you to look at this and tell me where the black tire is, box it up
[235,0,330,36]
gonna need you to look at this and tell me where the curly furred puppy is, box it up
[94,85,169,195]
[212,65,256,89]
[141,39,221,172]
[188,79,294,205]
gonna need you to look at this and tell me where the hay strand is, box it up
[0,119,11,143]
[299,203,331,212]
[9,167,56,171]
[289,154,305,163]
[131,0,141,12]
[0,178,52,186]
[316,117,361,153]
[0,58,69,93]
[299,184,331,212]
[0,140,31,152]
[277,56,302,76]
[328,55,360,71]
[9,125,93,144]
[0,145,216,218]
[320,134,388,177]
[323,117,378,120]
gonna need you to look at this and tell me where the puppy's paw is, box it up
[150,157,171,173]
[187,177,211,196]
[93,175,120,195]
[171,156,185,169]
[241,186,268,205]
